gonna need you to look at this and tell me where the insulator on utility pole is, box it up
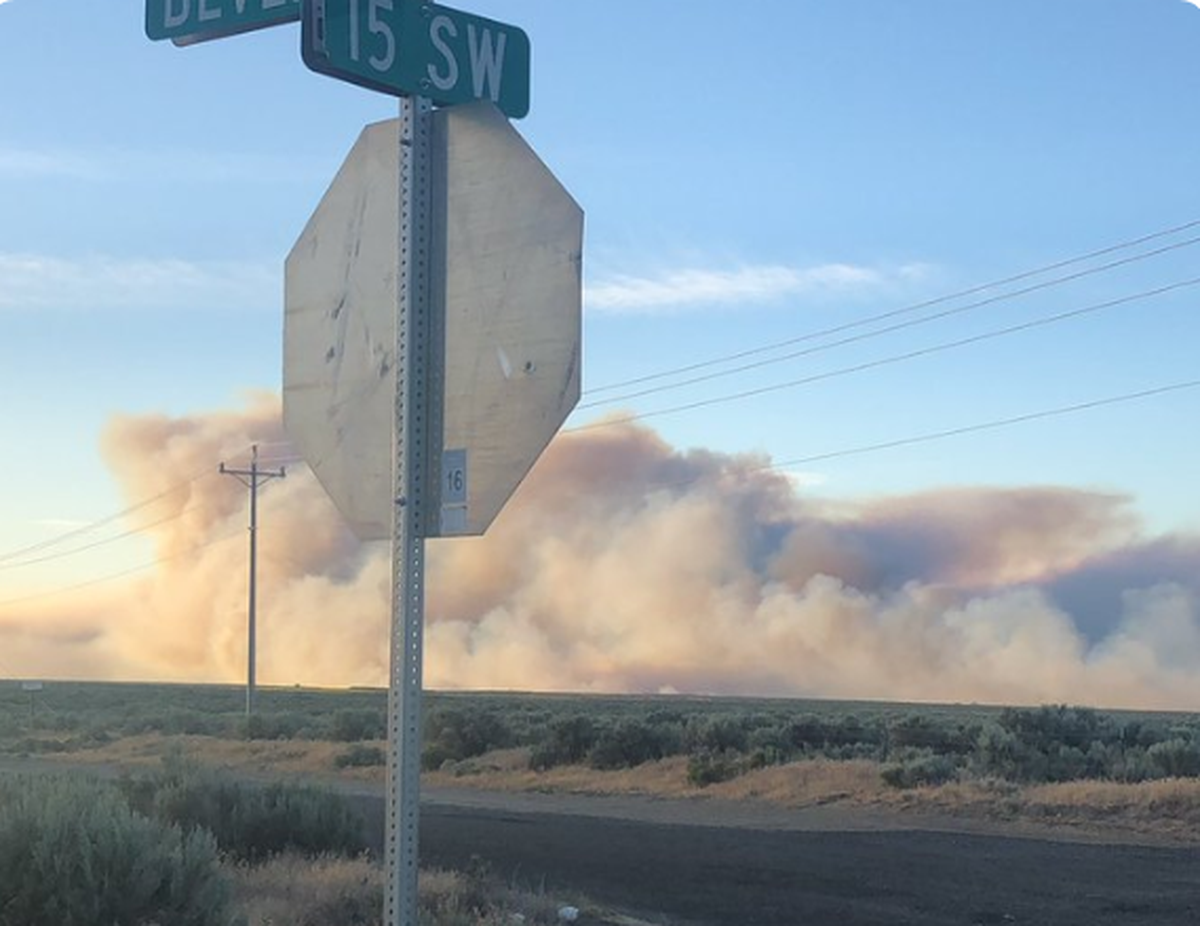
[219,444,285,717]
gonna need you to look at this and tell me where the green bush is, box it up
[0,776,234,926]
[997,705,1110,754]
[329,708,387,742]
[881,753,959,789]
[422,708,513,770]
[529,715,599,770]
[887,714,974,755]
[1146,738,1200,779]
[334,743,387,769]
[156,709,233,737]
[239,711,316,741]
[588,720,670,770]
[686,749,743,787]
[684,715,750,754]
[127,759,366,862]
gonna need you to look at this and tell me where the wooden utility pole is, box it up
[219,445,285,716]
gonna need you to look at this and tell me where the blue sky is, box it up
[2,0,1199,601]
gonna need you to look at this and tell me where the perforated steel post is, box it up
[386,94,434,926]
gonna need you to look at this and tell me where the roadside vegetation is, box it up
[0,760,589,926]
[5,682,1200,841]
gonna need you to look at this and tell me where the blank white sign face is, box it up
[435,100,583,536]
[283,104,582,541]
[284,119,399,542]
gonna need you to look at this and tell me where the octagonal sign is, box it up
[284,104,582,540]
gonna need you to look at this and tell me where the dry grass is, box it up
[231,853,597,926]
[432,754,890,808]
[703,759,885,806]
[47,733,388,783]
[429,751,696,797]
[32,734,1200,844]
[1020,777,1200,840]
[232,853,382,926]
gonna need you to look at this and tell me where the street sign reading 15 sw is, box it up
[302,0,530,119]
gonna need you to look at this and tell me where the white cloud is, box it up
[586,262,932,315]
[0,252,278,312]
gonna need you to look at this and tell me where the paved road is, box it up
[409,790,1200,926]
[5,758,1199,925]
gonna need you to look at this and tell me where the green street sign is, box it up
[301,0,531,119]
[146,0,300,45]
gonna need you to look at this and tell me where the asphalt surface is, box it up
[397,789,1200,926]
[4,758,1198,925]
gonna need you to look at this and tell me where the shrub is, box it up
[881,753,959,789]
[745,722,794,760]
[997,705,1109,754]
[240,711,316,741]
[529,715,599,771]
[422,709,512,770]
[157,709,232,737]
[1146,738,1200,779]
[684,715,750,754]
[588,720,670,770]
[887,714,973,755]
[970,723,1027,781]
[330,708,387,743]
[785,715,831,750]
[129,759,366,862]
[687,749,743,787]
[334,743,387,769]
[0,775,234,926]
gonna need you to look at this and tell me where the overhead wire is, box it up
[0,529,244,610]
[0,465,215,565]
[605,377,1200,497]
[569,275,1200,432]
[579,232,1200,410]
[583,217,1200,397]
[0,510,194,571]
[767,378,1200,470]
[0,438,293,567]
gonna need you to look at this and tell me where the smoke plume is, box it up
[3,395,1199,710]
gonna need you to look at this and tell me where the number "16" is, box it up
[349,0,395,72]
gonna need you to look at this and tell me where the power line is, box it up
[606,378,1200,495]
[0,510,190,571]
[0,530,242,610]
[0,466,214,565]
[756,379,1200,472]
[579,233,1200,410]
[583,217,1200,397]
[569,275,1200,432]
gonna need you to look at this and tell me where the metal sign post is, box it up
[387,94,434,926]
[149,5,578,923]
